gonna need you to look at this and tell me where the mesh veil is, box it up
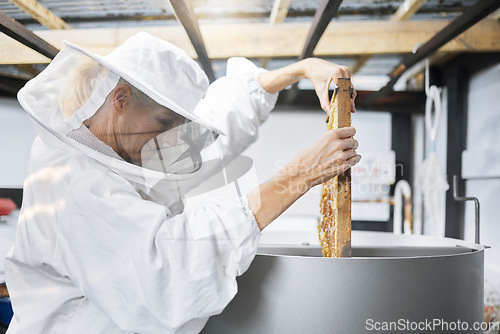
[18,44,220,213]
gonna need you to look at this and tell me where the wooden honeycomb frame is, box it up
[318,78,352,258]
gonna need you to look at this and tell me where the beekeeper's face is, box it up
[112,83,187,166]
[110,83,215,174]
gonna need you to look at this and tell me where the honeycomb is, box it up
[319,91,339,257]
[318,83,352,258]
[319,173,338,257]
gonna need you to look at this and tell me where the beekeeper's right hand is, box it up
[290,126,360,187]
[247,126,360,230]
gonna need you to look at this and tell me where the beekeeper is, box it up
[5,32,360,333]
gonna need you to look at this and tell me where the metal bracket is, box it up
[452,175,480,244]
[333,86,354,98]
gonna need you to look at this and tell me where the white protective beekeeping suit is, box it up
[6,32,277,333]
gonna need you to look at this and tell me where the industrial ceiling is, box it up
[0,0,499,110]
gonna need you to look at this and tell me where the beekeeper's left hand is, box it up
[259,57,357,113]
[302,58,357,113]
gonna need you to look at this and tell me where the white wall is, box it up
[464,63,500,294]
[0,97,36,188]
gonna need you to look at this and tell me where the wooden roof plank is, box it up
[489,8,500,19]
[269,0,291,24]
[169,0,215,82]
[351,0,426,75]
[0,20,498,64]
[0,11,58,60]
[276,89,427,114]
[367,0,500,105]
[391,0,427,22]
[261,0,291,68]
[287,0,342,103]
[9,0,69,29]
[14,63,40,76]
[300,0,342,60]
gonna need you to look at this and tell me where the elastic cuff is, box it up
[240,196,261,236]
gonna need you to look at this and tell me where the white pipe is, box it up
[394,179,412,235]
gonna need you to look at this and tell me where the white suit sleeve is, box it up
[58,167,260,334]
[194,57,279,156]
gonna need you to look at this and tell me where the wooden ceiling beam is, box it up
[286,0,342,103]
[269,0,290,24]
[7,0,68,79]
[261,0,291,68]
[0,20,498,65]
[349,54,371,75]
[276,89,426,114]
[0,74,28,96]
[366,0,500,105]
[0,11,58,61]
[300,0,342,60]
[489,7,500,19]
[169,0,215,82]
[391,0,427,22]
[9,0,69,29]
[14,63,40,76]
[351,0,426,75]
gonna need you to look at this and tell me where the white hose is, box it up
[425,85,442,143]
[415,58,449,235]
[394,179,412,235]
[424,59,442,144]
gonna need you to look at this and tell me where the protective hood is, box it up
[17,32,226,213]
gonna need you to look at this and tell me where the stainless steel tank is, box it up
[202,231,484,334]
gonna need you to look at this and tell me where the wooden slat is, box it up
[319,78,352,258]
[332,78,352,258]
[403,0,500,70]
[9,0,69,29]
[349,54,371,75]
[287,0,342,103]
[0,20,498,64]
[0,70,31,80]
[0,11,58,60]
[300,0,342,60]
[269,0,290,24]
[261,0,291,68]
[0,74,26,96]
[169,0,215,82]
[277,89,427,114]
[391,0,427,22]
[366,0,500,105]
[489,8,500,19]
[7,1,66,81]
[0,78,20,95]
[14,63,40,76]
[351,0,426,74]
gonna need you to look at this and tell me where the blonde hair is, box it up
[59,56,158,120]
[59,56,108,120]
